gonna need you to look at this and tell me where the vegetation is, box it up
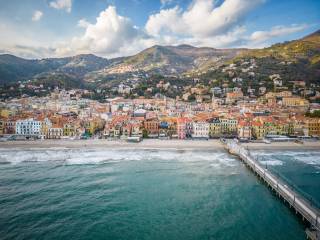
[0,30,319,100]
[306,110,320,118]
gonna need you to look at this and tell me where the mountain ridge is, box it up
[0,29,319,86]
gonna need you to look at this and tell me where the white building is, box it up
[47,127,63,139]
[16,118,42,136]
[118,84,132,94]
[192,122,209,139]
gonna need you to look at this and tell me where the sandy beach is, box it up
[0,139,224,150]
[0,139,319,151]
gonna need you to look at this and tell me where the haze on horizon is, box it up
[0,0,319,59]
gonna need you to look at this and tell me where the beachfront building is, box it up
[144,119,159,137]
[192,121,209,139]
[167,120,177,138]
[41,118,52,138]
[220,118,238,136]
[177,117,188,139]
[114,125,121,137]
[4,119,16,134]
[209,118,221,138]
[186,119,193,138]
[292,118,308,136]
[16,118,42,136]
[131,122,142,137]
[103,123,112,138]
[122,124,132,137]
[237,120,252,139]
[63,122,77,137]
[83,117,105,135]
[252,120,265,140]
[307,118,320,137]
[159,120,169,137]
[47,126,63,139]
[265,119,291,136]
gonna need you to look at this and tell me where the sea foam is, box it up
[252,150,320,167]
[0,148,237,168]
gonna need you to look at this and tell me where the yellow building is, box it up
[252,121,265,140]
[277,91,292,98]
[63,123,77,137]
[307,118,320,136]
[282,97,309,107]
[265,92,276,99]
[84,118,105,135]
[209,118,221,138]
[0,109,12,118]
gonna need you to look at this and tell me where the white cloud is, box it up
[146,7,186,37]
[191,26,247,48]
[0,1,310,59]
[249,24,308,43]
[78,18,90,28]
[32,10,43,22]
[147,0,265,38]
[43,1,309,58]
[56,6,141,56]
[49,0,72,13]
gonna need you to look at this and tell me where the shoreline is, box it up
[0,139,320,151]
[0,139,224,150]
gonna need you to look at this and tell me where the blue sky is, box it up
[0,0,319,59]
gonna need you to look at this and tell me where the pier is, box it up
[224,140,320,240]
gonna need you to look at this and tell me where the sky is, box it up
[0,0,319,59]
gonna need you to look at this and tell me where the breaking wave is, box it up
[0,148,237,168]
[252,150,320,166]
[259,160,284,166]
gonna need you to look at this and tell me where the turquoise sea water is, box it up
[254,149,320,208]
[0,147,318,240]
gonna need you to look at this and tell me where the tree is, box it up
[142,129,148,138]
[306,110,320,118]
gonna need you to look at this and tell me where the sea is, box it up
[0,147,319,240]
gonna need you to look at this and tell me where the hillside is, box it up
[117,45,242,74]
[0,54,110,84]
[238,30,320,64]
[195,30,320,89]
[0,54,54,83]
[0,30,319,89]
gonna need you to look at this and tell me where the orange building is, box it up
[144,119,159,136]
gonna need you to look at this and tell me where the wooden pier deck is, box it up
[225,140,320,239]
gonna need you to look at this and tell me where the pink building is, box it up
[177,117,192,139]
